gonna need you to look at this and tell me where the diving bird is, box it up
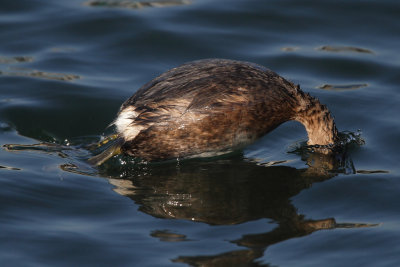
[89,59,338,165]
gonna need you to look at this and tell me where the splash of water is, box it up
[289,130,365,153]
[287,130,366,175]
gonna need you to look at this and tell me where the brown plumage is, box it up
[89,59,339,165]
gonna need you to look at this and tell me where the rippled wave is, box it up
[84,0,191,9]
[0,55,80,81]
[317,45,374,54]
[318,83,368,91]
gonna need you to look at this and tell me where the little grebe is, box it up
[89,59,339,165]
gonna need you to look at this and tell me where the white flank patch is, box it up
[114,106,143,140]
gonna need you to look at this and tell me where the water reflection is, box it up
[3,135,378,266]
[100,151,375,266]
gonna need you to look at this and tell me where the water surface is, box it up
[1,0,400,266]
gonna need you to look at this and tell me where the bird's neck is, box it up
[293,91,339,146]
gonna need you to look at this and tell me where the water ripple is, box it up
[0,68,80,81]
[0,56,33,64]
[84,0,191,9]
[317,45,374,54]
[318,83,368,91]
[0,55,80,82]
[0,165,21,171]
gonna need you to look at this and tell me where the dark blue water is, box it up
[1,0,400,266]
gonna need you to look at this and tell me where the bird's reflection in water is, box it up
[98,149,375,266]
